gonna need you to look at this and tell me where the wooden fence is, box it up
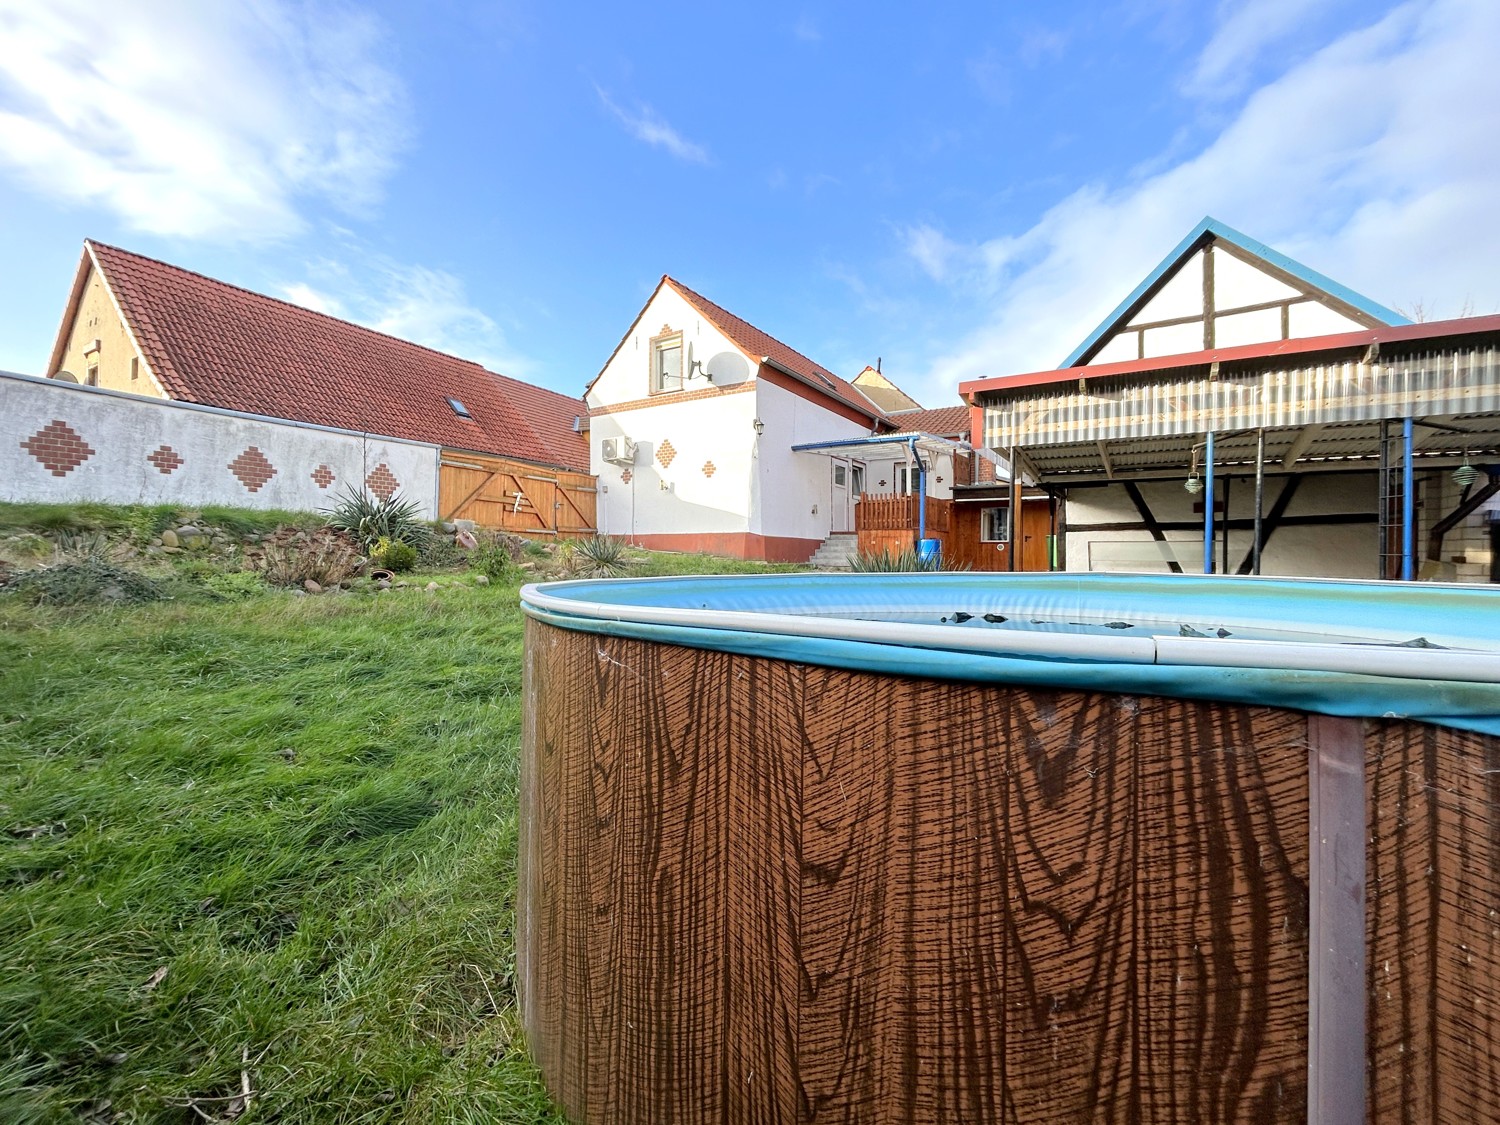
[854,493,951,533]
[438,451,596,536]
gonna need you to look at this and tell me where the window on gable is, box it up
[86,365,99,387]
[651,332,684,394]
[447,397,472,418]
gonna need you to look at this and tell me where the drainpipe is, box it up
[1203,431,1216,575]
[1401,418,1415,581]
[911,437,927,545]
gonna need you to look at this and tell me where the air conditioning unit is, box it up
[601,437,636,465]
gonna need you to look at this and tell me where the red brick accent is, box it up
[21,420,96,477]
[587,380,753,417]
[147,445,183,475]
[311,464,336,489]
[229,446,277,492]
[620,469,633,484]
[366,463,400,500]
[656,439,677,469]
[702,461,716,477]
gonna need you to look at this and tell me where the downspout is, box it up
[911,437,927,546]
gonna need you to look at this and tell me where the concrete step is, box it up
[809,532,860,569]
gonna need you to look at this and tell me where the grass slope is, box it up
[0,588,561,1123]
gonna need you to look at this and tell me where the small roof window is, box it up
[447,397,472,418]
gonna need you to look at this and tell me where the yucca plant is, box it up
[324,487,430,552]
[566,535,630,578]
[849,545,965,572]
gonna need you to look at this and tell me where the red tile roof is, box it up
[664,277,889,424]
[887,405,969,436]
[79,241,589,471]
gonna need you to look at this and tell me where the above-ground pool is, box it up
[519,573,1500,1124]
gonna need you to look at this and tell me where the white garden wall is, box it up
[2,372,441,517]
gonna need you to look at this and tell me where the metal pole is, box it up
[912,438,926,547]
[1221,473,1231,576]
[1253,429,1265,575]
[1009,444,1021,572]
[1203,432,1216,575]
[1402,417,1415,581]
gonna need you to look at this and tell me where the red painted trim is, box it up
[758,364,887,429]
[958,314,1500,399]
[622,531,822,563]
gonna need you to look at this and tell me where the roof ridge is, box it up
[86,239,491,372]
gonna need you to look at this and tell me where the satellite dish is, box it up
[52,369,79,383]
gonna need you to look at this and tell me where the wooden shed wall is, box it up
[438,451,595,536]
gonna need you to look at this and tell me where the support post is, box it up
[1203,431,1216,575]
[1307,714,1367,1125]
[1402,417,1415,581]
[1009,444,1021,573]
[1253,429,1266,575]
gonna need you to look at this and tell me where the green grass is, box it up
[0,518,808,1124]
[0,587,562,1123]
[0,502,321,541]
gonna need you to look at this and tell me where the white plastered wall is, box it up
[751,380,875,542]
[1064,473,1378,579]
[3,372,440,515]
[587,286,758,540]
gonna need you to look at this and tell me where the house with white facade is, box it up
[588,277,966,563]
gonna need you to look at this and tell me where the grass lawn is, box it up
[0,497,811,1122]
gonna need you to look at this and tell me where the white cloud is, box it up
[1186,0,1321,98]
[902,0,1500,406]
[793,14,821,43]
[595,86,710,165]
[0,0,408,241]
[281,250,525,376]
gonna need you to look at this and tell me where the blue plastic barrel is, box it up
[916,538,941,567]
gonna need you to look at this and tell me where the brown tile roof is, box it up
[82,241,588,471]
[887,405,970,436]
[664,277,889,424]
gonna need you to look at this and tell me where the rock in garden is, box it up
[426,582,439,592]
[474,574,490,586]
[160,529,179,548]
[304,579,323,594]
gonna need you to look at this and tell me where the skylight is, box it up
[447,397,472,418]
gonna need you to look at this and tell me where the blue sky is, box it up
[2,0,1497,409]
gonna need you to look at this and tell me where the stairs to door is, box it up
[808,532,860,569]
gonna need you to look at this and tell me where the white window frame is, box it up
[651,331,684,394]
[980,505,1011,543]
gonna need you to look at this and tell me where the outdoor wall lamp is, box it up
[1184,440,1206,494]
[752,418,765,435]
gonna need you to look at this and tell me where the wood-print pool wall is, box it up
[519,627,1350,1125]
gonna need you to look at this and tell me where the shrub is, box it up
[3,558,170,606]
[371,536,418,572]
[417,535,467,570]
[323,488,430,552]
[197,570,269,601]
[564,535,630,579]
[468,533,524,582]
[256,528,363,588]
[848,546,963,572]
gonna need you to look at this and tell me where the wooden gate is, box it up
[439,451,596,537]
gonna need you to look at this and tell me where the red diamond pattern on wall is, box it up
[366,463,400,499]
[229,446,277,493]
[22,419,96,477]
[147,445,184,475]
[657,439,676,469]
[311,464,336,489]
[702,461,716,477]
[620,469,633,484]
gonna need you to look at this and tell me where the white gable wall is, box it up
[1088,240,1369,365]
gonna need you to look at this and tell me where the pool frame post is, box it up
[1307,714,1367,1125]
